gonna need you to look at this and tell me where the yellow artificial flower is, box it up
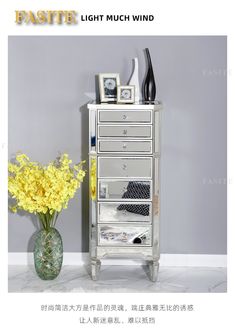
[8,153,86,218]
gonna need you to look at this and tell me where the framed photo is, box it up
[117,85,135,104]
[99,73,120,102]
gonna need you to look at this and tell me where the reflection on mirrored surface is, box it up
[99,180,151,200]
[90,109,96,151]
[99,202,151,222]
[98,125,152,138]
[99,225,151,246]
[98,140,152,153]
[98,157,152,178]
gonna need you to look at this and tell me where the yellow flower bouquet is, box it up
[8,153,86,280]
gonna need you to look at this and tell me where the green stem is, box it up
[45,211,52,230]
[50,211,55,226]
[53,211,59,226]
[37,213,46,230]
[44,212,48,230]
[37,211,59,230]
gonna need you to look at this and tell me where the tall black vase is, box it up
[143,48,156,103]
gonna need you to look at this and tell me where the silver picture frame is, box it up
[99,73,120,102]
[117,85,135,104]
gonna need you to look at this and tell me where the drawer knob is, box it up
[123,143,127,149]
[123,129,128,135]
[122,164,127,170]
[122,114,127,120]
[122,186,127,192]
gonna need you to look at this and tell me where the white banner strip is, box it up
[8,252,227,267]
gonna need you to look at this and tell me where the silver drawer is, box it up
[98,125,152,138]
[98,180,152,201]
[98,140,152,153]
[98,157,152,178]
[98,110,152,123]
[98,224,152,246]
[98,202,152,223]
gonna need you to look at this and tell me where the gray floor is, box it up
[8,265,227,293]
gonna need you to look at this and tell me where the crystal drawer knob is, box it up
[123,129,127,135]
[122,164,127,170]
[123,143,127,149]
[122,114,127,120]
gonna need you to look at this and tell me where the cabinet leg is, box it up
[91,259,101,281]
[148,260,159,282]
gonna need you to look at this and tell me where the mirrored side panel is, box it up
[89,108,97,152]
[154,110,160,153]
[152,157,160,259]
[89,155,97,259]
[90,201,97,259]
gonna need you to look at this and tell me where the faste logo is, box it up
[15,10,78,24]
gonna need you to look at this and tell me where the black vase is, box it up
[143,48,156,103]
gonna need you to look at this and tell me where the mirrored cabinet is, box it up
[88,102,162,281]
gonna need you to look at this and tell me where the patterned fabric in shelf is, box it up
[117,181,150,216]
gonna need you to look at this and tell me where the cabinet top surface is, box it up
[87,100,163,110]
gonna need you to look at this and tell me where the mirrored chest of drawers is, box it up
[87,102,162,281]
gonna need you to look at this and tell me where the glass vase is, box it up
[34,227,63,280]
